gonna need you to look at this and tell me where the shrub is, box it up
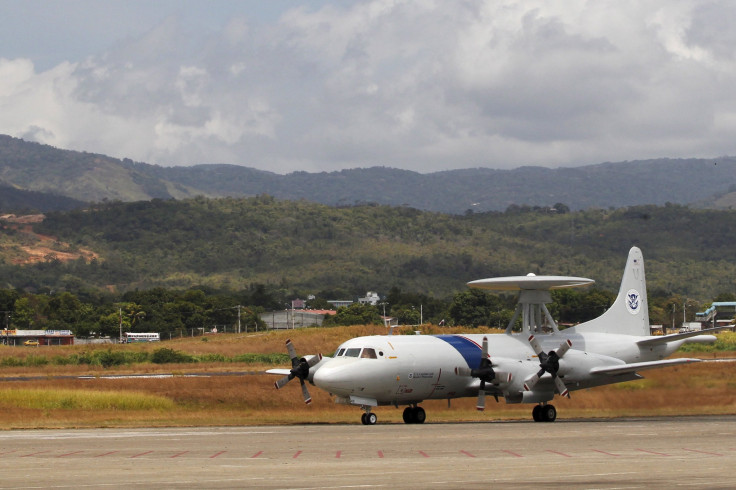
[151,348,195,364]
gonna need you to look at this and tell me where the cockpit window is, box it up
[336,348,346,357]
[345,348,362,357]
[360,348,377,359]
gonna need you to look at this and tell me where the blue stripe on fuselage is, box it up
[435,335,481,368]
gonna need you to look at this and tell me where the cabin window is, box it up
[360,348,377,359]
[345,348,362,357]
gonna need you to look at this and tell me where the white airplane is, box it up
[268,247,719,425]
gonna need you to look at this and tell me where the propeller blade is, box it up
[455,367,472,376]
[300,379,312,405]
[523,373,540,391]
[476,381,486,411]
[274,375,292,390]
[528,335,543,356]
[554,376,570,398]
[286,339,298,363]
[306,353,323,368]
[555,339,572,357]
[481,336,489,358]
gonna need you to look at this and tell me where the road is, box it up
[0,416,734,489]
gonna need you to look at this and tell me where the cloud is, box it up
[1,1,736,173]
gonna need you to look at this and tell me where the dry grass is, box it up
[0,325,733,428]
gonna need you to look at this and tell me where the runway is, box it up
[0,416,734,489]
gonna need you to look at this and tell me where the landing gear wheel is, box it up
[361,413,368,425]
[402,406,426,424]
[532,404,542,422]
[541,404,556,422]
[415,407,426,424]
[367,413,377,425]
[402,407,413,424]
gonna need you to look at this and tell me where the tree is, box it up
[324,303,381,326]
[448,289,493,328]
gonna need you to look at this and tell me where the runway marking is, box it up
[251,451,263,458]
[56,450,84,457]
[210,451,226,458]
[636,448,669,456]
[20,450,50,457]
[418,451,430,458]
[460,450,475,458]
[336,451,342,458]
[293,450,302,459]
[502,449,523,457]
[546,449,571,457]
[131,450,153,458]
[683,448,723,456]
[377,451,384,458]
[170,451,189,458]
[592,449,619,457]
[0,450,17,455]
[94,451,118,457]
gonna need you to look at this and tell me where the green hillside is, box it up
[0,197,733,300]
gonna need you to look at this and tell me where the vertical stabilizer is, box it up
[570,247,650,336]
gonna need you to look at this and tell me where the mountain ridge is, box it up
[1,134,734,213]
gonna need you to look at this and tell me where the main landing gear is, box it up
[532,403,557,422]
[402,405,426,424]
[361,412,378,425]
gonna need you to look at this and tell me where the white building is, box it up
[358,291,380,305]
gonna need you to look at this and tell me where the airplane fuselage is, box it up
[311,331,684,407]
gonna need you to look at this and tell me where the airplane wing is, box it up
[636,327,723,346]
[589,358,701,376]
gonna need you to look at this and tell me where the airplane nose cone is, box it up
[313,359,358,394]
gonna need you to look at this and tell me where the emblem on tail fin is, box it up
[626,289,641,315]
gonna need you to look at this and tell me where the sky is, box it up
[1,0,735,174]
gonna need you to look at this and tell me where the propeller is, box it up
[523,335,571,397]
[274,339,322,404]
[455,336,511,411]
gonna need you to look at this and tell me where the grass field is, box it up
[0,326,734,429]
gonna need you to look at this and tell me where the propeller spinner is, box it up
[524,335,571,397]
[274,339,322,404]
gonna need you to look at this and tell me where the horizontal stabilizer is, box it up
[636,327,723,346]
[590,358,701,376]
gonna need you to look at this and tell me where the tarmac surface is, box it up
[0,416,734,489]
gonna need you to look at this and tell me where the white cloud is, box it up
[1,1,736,173]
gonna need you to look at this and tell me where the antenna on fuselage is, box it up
[466,274,594,335]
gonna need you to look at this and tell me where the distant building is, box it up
[1,329,74,346]
[291,298,306,309]
[267,309,337,329]
[327,300,353,309]
[358,291,381,306]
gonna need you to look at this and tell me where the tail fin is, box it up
[570,247,650,336]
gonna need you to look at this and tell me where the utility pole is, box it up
[237,305,241,334]
[119,308,123,343]
[672,303,676,332]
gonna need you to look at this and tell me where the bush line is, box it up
[0,348,289,368]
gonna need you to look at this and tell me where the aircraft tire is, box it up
[402,407,414,424]
[361,413,368,425]
[541,404,556,422]
[367,413,377,425]
[415,407,426,424]
[532,404,542,422]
